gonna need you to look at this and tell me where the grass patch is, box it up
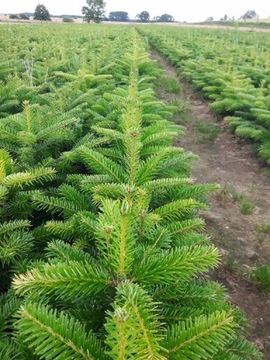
[239,199,256,215]
[250,264,270,292]
[257,222,270,234]
[156,75,180,94]
[216,183,234,204]
[170,97,189,125]
[256,221,270,243]
[190,119,220,143]
[231,189,256,215]
[224,255,239,273]
[217,184,256,215]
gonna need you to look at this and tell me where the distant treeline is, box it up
[202,20,270,29]
[5,11,175,22]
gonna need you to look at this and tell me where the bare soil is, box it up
[151,50,270,358]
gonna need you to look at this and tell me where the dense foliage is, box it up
[82,0,106,23]
[155,14,174,22]
[0,24,261,359]
[33,4,51,21]
[136,11,150,22]
[108,11,129,22]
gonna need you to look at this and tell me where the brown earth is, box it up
[151,50,270,358]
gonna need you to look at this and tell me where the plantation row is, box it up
[0,25,260,359]
[139,26,270,165]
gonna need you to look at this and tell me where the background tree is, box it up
[62,17,74,23]
[82,0,105,23]
[136,11,150,22]
[242,9,257,19]
[109,11,128,22]
[9,14,19,19]
[33,4,51,21]
[156,14,174,22]
[19,13,30,20]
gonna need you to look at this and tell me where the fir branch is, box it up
[16,302,108,360]
[153,199,207,222]
[134,245,220,285]
[95,199,136,277]
[166,219,205,236]
[32,194,82,218]
[163,311,235,359]
[0,185,8,201]
[2,167,55,189]
[0,232,34,266]
[135,148,171,185]
[0,290,21,339]
[0,339,22,360]
[143,177,192,191]
[105,282,167,359]
[0,220,30,236]
[46,240,94,264]
[13,261,111,300]
[79,148,127,183]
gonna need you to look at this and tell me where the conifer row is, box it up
[139,26,270,165]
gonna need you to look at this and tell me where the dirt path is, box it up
[151,50,270,357]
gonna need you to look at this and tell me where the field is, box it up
[0,24,269,359]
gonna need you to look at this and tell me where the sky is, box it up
[0,0,270,22]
